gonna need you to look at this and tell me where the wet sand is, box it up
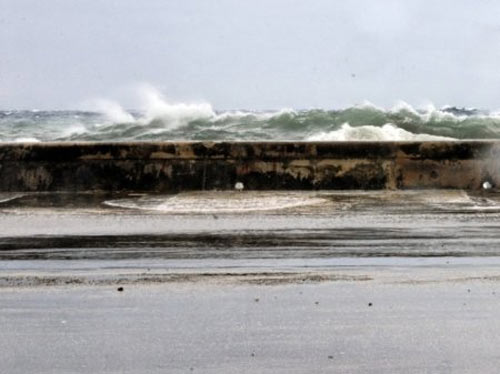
[1,190,500,372]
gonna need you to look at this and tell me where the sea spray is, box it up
[83,98,136,123]
[136,85,215,127]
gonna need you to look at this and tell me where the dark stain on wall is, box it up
[0,141,498,191]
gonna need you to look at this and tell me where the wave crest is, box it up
[307,123,454,141]
[137,85,215,127]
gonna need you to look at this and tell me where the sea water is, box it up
[2,95,500,142]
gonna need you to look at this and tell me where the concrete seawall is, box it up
[0,141,499,191]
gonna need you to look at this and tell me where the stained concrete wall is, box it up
[0,141,499,191]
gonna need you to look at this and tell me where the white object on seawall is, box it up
[483,181,493,190]
[234,182,244,191]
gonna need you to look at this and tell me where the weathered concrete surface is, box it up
[0,141,499,191]
[3,262,500,374]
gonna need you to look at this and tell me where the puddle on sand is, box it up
[104,191,329,213]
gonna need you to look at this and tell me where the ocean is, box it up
[1,101,500,142]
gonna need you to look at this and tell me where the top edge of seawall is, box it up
[1,140,500,146]
[0,140,500,162]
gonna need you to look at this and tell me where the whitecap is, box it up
[60,123,88,137]
[12,137,41,143]
[390,100,420,115]
[213,108,295,122]
[137,84,215,127]
[84,98,135,123]
[354,100,385,112]
[307,123,455,141]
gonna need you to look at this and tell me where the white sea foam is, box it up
[60,123,88,137]
[82,85,217,129]
[390,101,467,122]
[488,109,500,119]
[85,99,135,123]
[213,110,254,121]
[12,137,41,143]
[214,108,295,122]
[390,100,420,115]
[420,191,500,211]
[0,193,23,204]
[104,192,328,213]
[419,190,472,204]
[137,85,215,127]
[420,102,466,122]
[354,100,385,112]
[307,123,455,141]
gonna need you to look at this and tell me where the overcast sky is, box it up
[2,0,500,110]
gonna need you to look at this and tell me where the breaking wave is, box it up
[306,123,453,141]
[2,88,500,142]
